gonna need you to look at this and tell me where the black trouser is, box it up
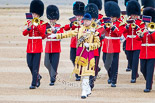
[94,47,101,76]
[126,50,140,79]
[123,41,130,69]
[44,53,60,83]
[70,48,81,79]
[27,53,41,86]
[103,53,119,84]
[89,47,101,89]
[140,59,155,89]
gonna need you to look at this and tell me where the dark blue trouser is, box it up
[140,59,155,89]
[123,41,130,69]
[126,50,140,79]
[89,47,101,89]
[44,53,60,83]
[103,53,119,84]
[27,53,41,86]
[70,48,81,79]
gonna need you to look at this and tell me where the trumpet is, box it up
[73,21,79,26]
[32,17,40,26]
[105,23,111,28]
[148,22,155,32]
[131,23,137,29]
[91,22,97,29]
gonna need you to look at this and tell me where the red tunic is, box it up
[102,20,124,53]
[63,23,81,48]
[23,20,46,53]
[135,32,155,59]
[94,14,105,56]
[123,19,145,51]
[45,24,64,53]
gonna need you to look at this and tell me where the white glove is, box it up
[90,29,95,33]
[84,43,89,48]
[120,35,125,43]
[48,34,57,38]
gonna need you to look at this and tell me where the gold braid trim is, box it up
[75,56,88,67]
[56,30,78,39]
[73,65,95,76]
[89,36,100,50]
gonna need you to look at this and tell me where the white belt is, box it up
[105,36,121,39]
[28,37,42,39]
[141,43,155,46]
[47,39,61,41]
[127,35,136,38]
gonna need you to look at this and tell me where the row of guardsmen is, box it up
[22,0,155,99]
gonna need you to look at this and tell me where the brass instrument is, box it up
[105,23,111,28]
[91,22,97,29]
[131,23,137,29]
[73,21,79,26]
[148,22,155,32]
[32,17,40,26]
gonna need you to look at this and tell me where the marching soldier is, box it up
[63,1,85,81]
[102,1,124,87]
[50,13,100,99]
[44,5,64,86]
[88,0,104,81]
[122,0,139,72]
[123,0,145,83]
[22,0,46,89]
[84,3,100,90]
[136,7,155,92]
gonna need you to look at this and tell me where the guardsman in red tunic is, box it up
[102,1,124,87]
[136,6,155,93]
[44,5,64,86]
[121,0,139,72]
[63,1,85,81]
[123,0,145,83]
[22,0,46,89]
[88,0,104,81]
[84,3,102,90]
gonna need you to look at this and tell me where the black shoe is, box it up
[76,78,81,81]
[108,79,111,84]
[29,85,36,89]
[144,89,151,93]
[111,83,116,87]
[126,68,131,72]
[49,82,55,86]
[90,84,94,91]
[87,93,91,97]
[131,79,136,83]
[81,96,87,99]
[36,76,42,88]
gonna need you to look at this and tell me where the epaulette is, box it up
[140,22,145,25]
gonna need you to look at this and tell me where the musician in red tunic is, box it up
[136,7,155,92]
[22,0,46,89]
[123,0,145,83]
[102,1,124,87]
[44,5,64,86]
[63,1,85,81]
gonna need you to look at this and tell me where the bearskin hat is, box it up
[143,7,155,22]
[30,0,44,17]
[88,0,102,10]
[46,5,59,20]
[126,0,141,16]
[85,3,98,19]
[104,0,118,4]
[124,0,138,6]
[105,1,120,18]
[73,1,85,16]
[141,0,155,8]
